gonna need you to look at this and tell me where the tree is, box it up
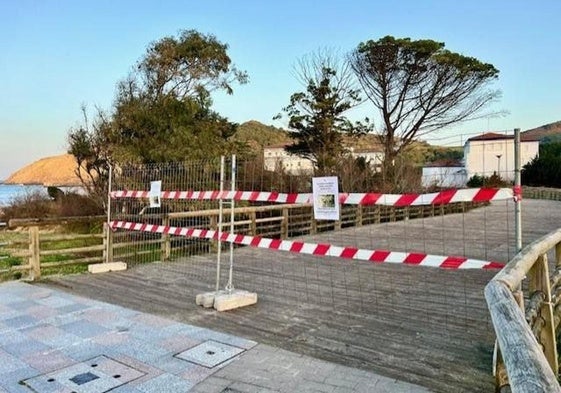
[522,142,561,187]
[138,29,247,101]
[277,51,368,175]
[67,106,113,208]
[106,30,247,163]
[69,29,248,174]
[350,36,500,183]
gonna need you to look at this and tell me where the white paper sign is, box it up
[149,180,162,208]
[312,176,340,221]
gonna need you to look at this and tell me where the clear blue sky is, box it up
[1,0,560,179]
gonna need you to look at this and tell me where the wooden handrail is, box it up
[493,229,561,290]
[486,229,561,392]
[8,215,105,228]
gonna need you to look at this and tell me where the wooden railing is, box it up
[523,186,561,201]
[2,201,479,278]
[2,216,105,280]
[485,229,561,392]
[110,201,477,263]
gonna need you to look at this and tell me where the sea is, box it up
[0,183,48,206]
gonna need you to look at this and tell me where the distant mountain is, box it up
[522,120,561,142]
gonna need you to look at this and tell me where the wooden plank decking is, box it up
[42,200,561,393]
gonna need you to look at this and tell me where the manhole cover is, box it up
[21,355,145,392]
[175,340,244,368]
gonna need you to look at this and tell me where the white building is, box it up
[348,148,384,168]
[263,144,384,174]
[422,160,467,188]
[464,132,539,181]
[263,145,315,173]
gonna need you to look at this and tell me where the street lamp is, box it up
[495,154,502,177]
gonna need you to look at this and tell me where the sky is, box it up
[1,0,560,180]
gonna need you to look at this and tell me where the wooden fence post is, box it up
[209,215,218,252]
[281,207,289,239]
[556,241,561,268]
[355,205,363,227]
[310,208,317,234]
[528,254,559,376]
[335,204,342,230]
[29,226,40,280]
[161,216,171,261]
[103,223,114,263]
[250,211,257,236]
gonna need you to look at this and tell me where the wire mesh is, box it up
[107,151,533,341]
[110,159,222,289]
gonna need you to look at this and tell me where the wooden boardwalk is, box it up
[42,200,561,393]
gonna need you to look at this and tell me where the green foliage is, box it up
[68,29,248,183]
[350,35,499,185]
[235,121,291,151]
[466,174,485,187]
[402,141,463,166]
[139,29,248,100]
[467,173,508,188]
[109,94,239,163]
[278,56,368,175]
[522,142,561,187]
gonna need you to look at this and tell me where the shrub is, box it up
[0,191,54,221]
[56,193,104,217]
[0,190,104,223]
[466,173,509,188]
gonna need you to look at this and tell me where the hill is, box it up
[235,120,460,165]
[522,120,561,142]
[235,120,291,149]
[5,154,85,187]
[236,120,383,150]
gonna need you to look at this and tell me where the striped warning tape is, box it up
[110,220,504,270]
[111,187,514,206]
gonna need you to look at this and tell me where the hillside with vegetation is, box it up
[522,120,561,142]
[236,120,461,166]
[235,121,291,149]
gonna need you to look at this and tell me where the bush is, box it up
[522,152,561,188]
[0,191,54,221]
[0,190,104,222]
[467,173,509,188]
[56,193,104,217]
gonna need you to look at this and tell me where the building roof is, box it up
[467,132,539,142]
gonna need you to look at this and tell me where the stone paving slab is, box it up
[0,281,430,392]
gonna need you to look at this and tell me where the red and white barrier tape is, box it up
[111,187,514,206]
[110,220,504,270]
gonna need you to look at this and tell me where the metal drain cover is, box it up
[22,355,145,392]
[175,340,244,368]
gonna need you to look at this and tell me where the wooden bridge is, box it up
[42,199,561,392]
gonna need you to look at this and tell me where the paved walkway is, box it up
[0,281,430,393]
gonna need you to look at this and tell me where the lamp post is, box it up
[495,154,502,178]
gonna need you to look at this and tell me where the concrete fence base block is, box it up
[213,289,258,312]
[88,262,127,274]
[196,290,258,311]
[195,292,217,308]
